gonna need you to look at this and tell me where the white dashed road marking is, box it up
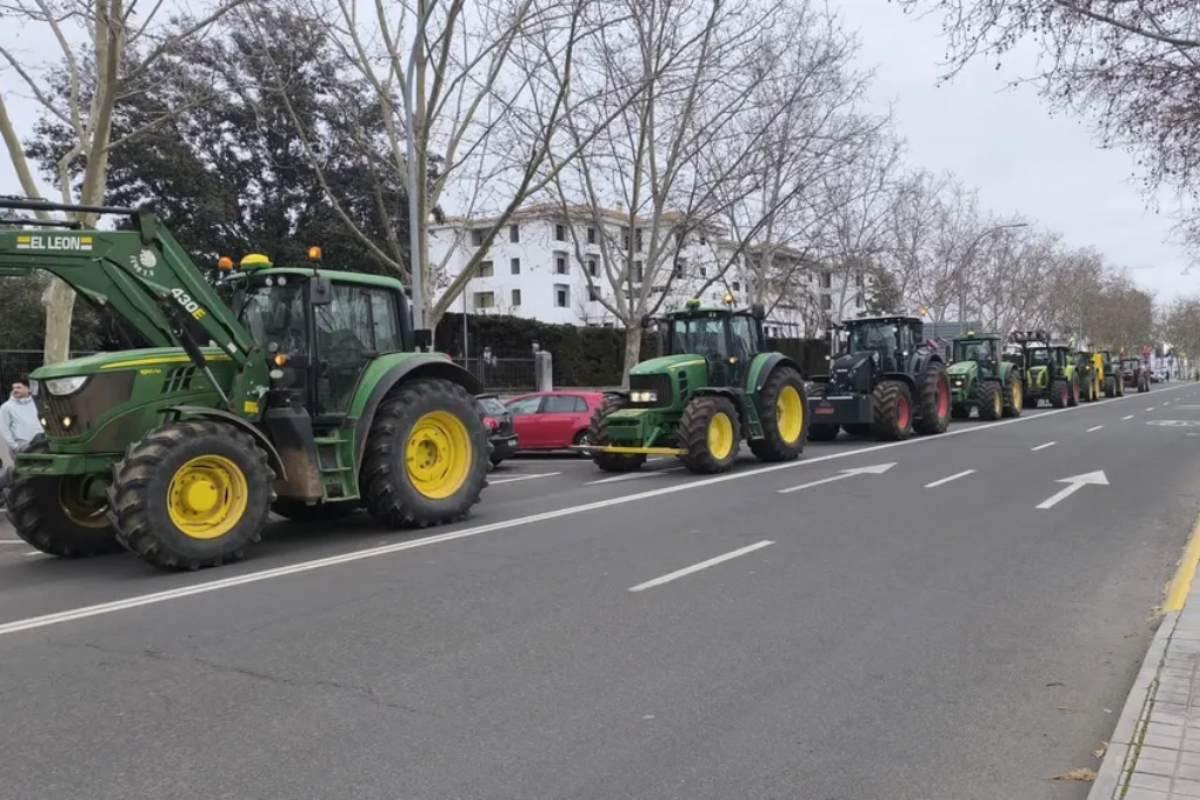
[628,540,774,592]
[1086,425,1104,432]
[924,469,976,488]
[1031,442,1056,451]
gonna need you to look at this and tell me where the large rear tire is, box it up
[679,395,740,474]
[1103,376,1115,398]
[749,366,807,462]
[1002,373,1023,418]
[109,420,274,570]
[807,423,840,441]
[5,436,121,557]
[872,380,913,441]
[977,380,1003,421]
[1050,379,1070,408]
[913,362,951,435]
[1068,376,1080,407]
[362,378,488,529]
[589,395,645,472]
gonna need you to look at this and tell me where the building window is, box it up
[587,258,598,277]
[820,271,832,289]
[587,226,596,244]
[555,223,566,241]
[554,284,570,308]
[510,258,520,275]
[673,258,686,278]
[820,294,832,310]
[855,272,865,288]
[509,224,519,243]
[633,261,643,282]
[855,292,864,307]
[622,227,631,250]
[474,291,495,309]
[470,229,484,247]
[554,251,567,274]
[479,260,494,277]
[589,285,601,302]
[635,228,644,252]
[732,281,740,291]
[511,289,522,306]
[698,265,706,277]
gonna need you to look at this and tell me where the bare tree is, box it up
[0,0,246,362]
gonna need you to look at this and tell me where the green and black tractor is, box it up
[1010,330,1081,408]
[0,199,488,570]
[945,331,1023,420]
[806,315,952,441]
[1099,350,1125,398]
[587,298,807,474]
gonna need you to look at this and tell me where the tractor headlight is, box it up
[951,378,964,387]
[44,376,89,396]
[630,390,658,403]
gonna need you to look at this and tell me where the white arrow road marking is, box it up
[488,472,561,485]
[778,462,896,494]
[1031,441,1056,452]
[1086,425,1104,432]
[1123,414,1134,420]
[1036,470,1110,510]
[924,469,976,488]
[628,540,774,592]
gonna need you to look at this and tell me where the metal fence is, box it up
[453,357,537,392]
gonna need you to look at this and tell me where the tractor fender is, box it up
[352,353,483,466]
[169,405,287,479]
[746,353,804,396]
[879,372,918,394]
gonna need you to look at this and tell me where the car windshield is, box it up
[236,278,307,353]
[669,314,727,357]
[847,322,899,355]
[954,340,993,362]
[478,397,507,416]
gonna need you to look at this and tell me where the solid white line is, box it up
[1086,425,1104,432]
[1036,483,1086,510]
[585,467,684,485]
[1,381,1192,639]
[1123,414,1134,420]
[924,469,976,488]
[22,551,42,557]
[488,472,561,485]
[0,540,26,545]
[627,540,774,592]
[1031,441,1056,451]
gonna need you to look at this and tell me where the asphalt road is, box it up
[3,382,1200,799]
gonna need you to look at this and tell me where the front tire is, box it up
[1103,376,1115,398]
[1050,379,1070,408]
[5,436,121,557]
[872,380,913,441]
[362,378,488,528]
[1068,376,1080,407]
[679,396,740,474]
[977,381,1002,421]
[749,366,807,462]
[589,395,645,472]
[109,420,274,570]
[1003,373,1023,418]
[913,363,951,435]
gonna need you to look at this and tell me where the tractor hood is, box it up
[629,354,706,375]
[31,346,234,380]
[946,361,978,379]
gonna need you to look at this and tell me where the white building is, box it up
[428,205,865,338]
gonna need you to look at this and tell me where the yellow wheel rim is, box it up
[707,411,734,460]
[406,410,472,500]
[993,391,1002,416]
[1012,382,1022,411]
[776,385,804,444]
[167,455,248,540]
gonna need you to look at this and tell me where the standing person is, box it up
[0,377,43,505]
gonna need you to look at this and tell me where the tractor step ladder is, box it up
[313,433,355,499]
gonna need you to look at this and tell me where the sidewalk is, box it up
[1090,525,1200,799]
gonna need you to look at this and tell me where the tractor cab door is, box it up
[312,282,405,418]
[726,315,757,387]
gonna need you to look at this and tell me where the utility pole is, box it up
[955,222,1029,334]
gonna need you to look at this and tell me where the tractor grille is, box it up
[629,373,672,407]
[36,372,135,438]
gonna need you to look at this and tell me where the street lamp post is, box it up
[956,222,1030,334]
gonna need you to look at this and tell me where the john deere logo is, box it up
[15,234,93,251]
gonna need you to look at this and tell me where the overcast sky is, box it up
[836,0,1190,302]
[1,1,1190,302]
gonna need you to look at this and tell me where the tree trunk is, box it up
[42,278,76,364]
[621,324,642,387]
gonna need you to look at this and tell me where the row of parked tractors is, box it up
[587,309,1150,476]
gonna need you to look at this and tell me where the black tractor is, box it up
[807,315,952,441]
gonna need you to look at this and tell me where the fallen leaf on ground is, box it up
[1055,705,1078,712]
[1094,742,1107,759]
[1049,768,1097,782]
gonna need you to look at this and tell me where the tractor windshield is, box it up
[669,314,728,359]
[1027,348,1051,367]
[953,339,995,362]
[847,323,899,357]
[236,279,308,354]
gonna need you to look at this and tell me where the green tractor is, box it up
[1098,350,1125,398]
[0,199,487,570]
[587,298,807,474]
[945,331,1023,420]
[1010,330,1081,408]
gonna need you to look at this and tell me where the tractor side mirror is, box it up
[310,275,333,305]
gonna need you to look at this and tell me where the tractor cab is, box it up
[661,299,764,386]
[946,332,1023,419]
[839,316,925,373]
[951,332,1000,367]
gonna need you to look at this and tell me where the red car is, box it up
[504,391,606,451]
